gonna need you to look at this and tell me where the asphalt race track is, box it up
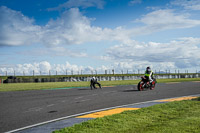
[0,81,200,133]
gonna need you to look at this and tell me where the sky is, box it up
[0,0,200,75]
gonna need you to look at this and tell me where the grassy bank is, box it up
[53,98,200,133]
[0,78,199,92]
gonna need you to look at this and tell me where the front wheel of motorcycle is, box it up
[150,81,156,90]
[138,81,144,91]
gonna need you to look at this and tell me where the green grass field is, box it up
[0,78,199,91]
[53,98,200,133]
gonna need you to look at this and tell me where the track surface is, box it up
[1,81,200,133]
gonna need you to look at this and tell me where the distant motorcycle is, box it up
[137,76,156,91]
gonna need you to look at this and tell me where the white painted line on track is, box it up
[47,104,55,107]
[75,99,91,103]
[75,96,83,99]
[24,107,43,113]
[6,94,200,133]
[80,99,90,102]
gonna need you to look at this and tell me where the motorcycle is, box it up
[137,76,156,91]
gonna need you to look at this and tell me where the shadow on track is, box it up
[122,85,138,92]
[122,89,138,92]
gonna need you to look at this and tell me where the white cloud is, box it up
[1,6,200,72]
[0,7,115,49]
[39,61,51,72]
[0,7,130,47]
[133,9,200,35]
[0,60,144,75]
[1,6,200,48]
[0,61,120,75]
[102,37,200,69]
[111,61,176,73]
[48,0,105,11]
[41,8,101,46]
[36,8,133,46]
[0,61,85,75]
[0,6,41,46]
[50,47,87,57]
[16,46,87,58]
[171,0,200,10]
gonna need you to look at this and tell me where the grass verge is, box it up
[0,78,199,91]
[53,98,200,133]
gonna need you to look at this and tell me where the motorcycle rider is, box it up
[90,76,102,90]
[144,66,154,84]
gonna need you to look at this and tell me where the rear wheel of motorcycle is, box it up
[138,81,144,91]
